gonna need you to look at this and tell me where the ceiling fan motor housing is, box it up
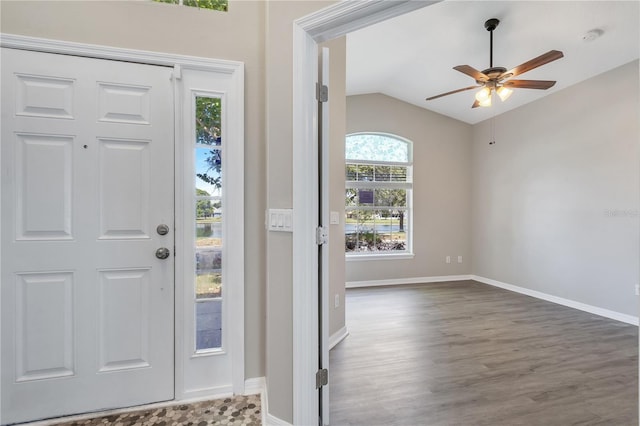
[485,18,500,32]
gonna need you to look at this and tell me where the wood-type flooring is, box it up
[329,281,638,426]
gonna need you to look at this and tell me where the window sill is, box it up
[346,253,415,262]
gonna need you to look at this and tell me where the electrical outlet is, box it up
[458,256,463,263]
[334,294,340,308]
[446,256,451,264]
[635,284,639,296]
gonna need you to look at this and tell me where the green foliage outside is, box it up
[196,97,222,189]
[196,188,215,219]
[196,273,222,298]
[152,0,228,12]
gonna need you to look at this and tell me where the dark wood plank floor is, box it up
[329,280,638,426]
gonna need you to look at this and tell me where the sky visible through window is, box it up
[196,148,221,196]
[346,134,409,163]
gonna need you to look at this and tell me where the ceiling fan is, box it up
[426,18,564,108]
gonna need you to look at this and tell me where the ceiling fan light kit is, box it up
[426,18,564,109]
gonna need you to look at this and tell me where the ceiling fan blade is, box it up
[426,85,481,101]
[504,50,564,78]
[503,79,557,89]
[472,100,480,108]
[453,65,489,82]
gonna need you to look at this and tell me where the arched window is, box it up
[345,133,413,257]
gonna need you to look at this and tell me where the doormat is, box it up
[51,394,261,426]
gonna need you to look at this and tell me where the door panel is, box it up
[1,48,175,425]
[319,46,331,426]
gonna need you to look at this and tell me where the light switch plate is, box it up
[267,208,293,232]
[330,211,340,225]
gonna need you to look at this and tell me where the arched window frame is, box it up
[345,132,414,260]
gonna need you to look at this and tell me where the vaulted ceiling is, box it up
[346,1,639,124]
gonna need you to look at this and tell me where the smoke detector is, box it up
[583,28,604,42]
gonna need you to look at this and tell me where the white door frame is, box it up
[291,2,440,424]
[0,33,245,407]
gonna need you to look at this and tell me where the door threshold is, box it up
[12,393,262,426]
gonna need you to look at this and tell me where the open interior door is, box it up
[318,46,331,426]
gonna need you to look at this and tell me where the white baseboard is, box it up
[266,413,294,426]
[328,326,349,350]
[255,377,293,426]
[244,377,267,426]
[346,274,472,288]
[472,275,639,326]
[244,377,264,396]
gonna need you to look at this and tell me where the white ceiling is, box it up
[346,1,640,124]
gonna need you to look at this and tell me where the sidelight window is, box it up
[194,96,223,352]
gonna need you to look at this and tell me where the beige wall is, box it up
[346,94,473,283]
[264,1,337,422]
[0,0,266,380]
[471,60,640,317]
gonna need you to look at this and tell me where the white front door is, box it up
[1,48,175,425]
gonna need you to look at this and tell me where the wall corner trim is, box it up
[471,275,640,326]
[328,326,349,350]
[346,275,473,289]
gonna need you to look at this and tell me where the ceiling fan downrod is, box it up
[485,18,500,68]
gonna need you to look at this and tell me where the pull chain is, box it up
[489,117,496,145]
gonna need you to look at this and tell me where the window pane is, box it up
[195,97,222,145]
[389,166,408,182]
[346,134,409,162]
[345,209,357,252]
[374,165,391,181]
[391,210,408,251]
[358,189,374,206]
[196,300,222,350]
[356,164,373,182]
[346,164,357,181]
[196,147,221,196]
[375,189,406,208]
[195,246,222,299]
[345,188,357,207]
[184,0,228,11]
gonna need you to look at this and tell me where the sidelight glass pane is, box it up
[195,238,222,299]
[196,300,222,350]
[195,97,222,145]
[196,147,221,197]
[194,95,223,352]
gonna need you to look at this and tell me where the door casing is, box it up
[291,2,441,424]
[0,33,245,415]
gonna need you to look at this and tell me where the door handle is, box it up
[155,247,170,259]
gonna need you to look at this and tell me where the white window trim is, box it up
[0,33,245,400]
[346,253,415,262]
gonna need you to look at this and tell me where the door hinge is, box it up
[316,83,328,103]
[316,368,328,389]
[316,226,328,245]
